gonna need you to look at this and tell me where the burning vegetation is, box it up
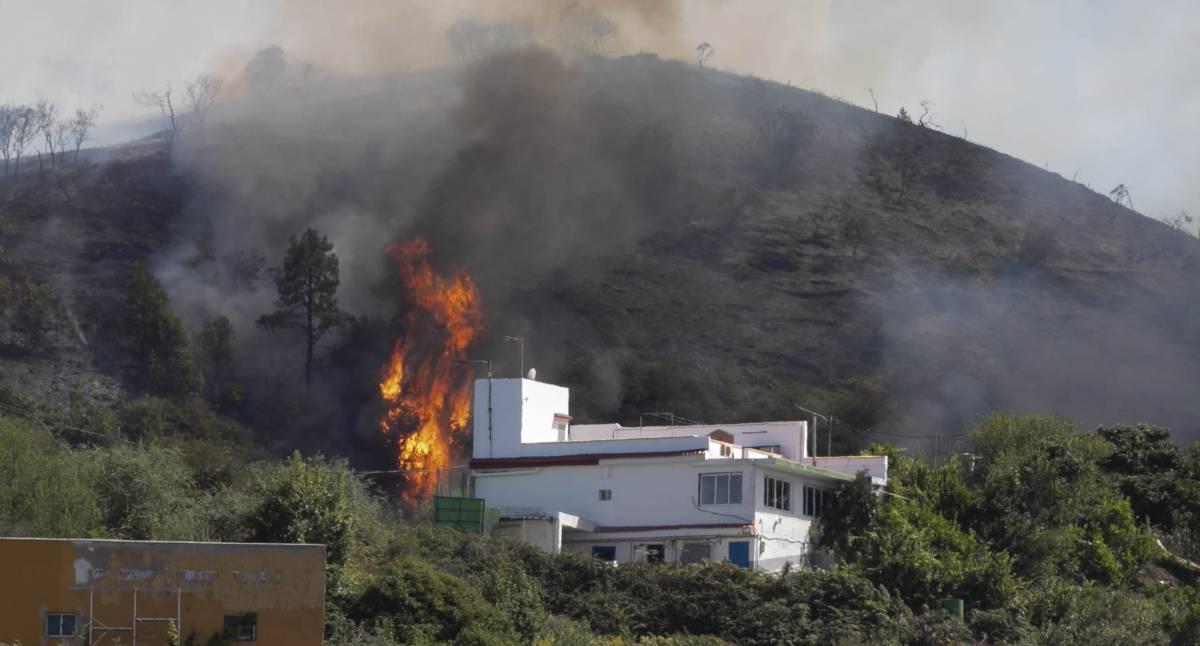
[378,238,483,502]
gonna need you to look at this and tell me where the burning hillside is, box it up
[378,238,483,502]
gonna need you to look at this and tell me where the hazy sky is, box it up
[0,0,1194,221]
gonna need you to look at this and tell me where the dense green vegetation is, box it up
[1,386,1198,644]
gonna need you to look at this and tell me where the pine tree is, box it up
[257,229,346,386]
[127,263,201,397]
[198,314,242,410]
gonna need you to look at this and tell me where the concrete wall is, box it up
[514,435,709,458]
[570,421,808,461]
[495,518,559,553]
[476,458,755,528]
[477,457,854,571]
[0,538,325,646]
[563,534,756,567]
[811,455,889,481]
[751,463,841,570]
[472,378,569,459]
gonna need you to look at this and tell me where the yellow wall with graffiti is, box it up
[0,537,325,646]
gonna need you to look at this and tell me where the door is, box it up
[728,541,751,568]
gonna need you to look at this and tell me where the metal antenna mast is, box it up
[505,336,524,377]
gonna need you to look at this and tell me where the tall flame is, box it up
[378,237,483,503]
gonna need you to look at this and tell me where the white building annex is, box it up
[469,377,887,571]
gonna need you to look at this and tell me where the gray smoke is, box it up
[873,262,1200,443]
[151,8,698,458]
[139,3,1200,458]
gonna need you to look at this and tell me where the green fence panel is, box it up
[434,496,488,533]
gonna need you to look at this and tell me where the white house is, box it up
[469,377,887,571]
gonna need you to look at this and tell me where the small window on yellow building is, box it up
[46,613,77,637]
[224,613,258,641]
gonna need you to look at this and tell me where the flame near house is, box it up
[378,238,483,502]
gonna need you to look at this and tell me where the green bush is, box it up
[0,416,102,537]
[344,557,517,646]
[86,443,206,539]
[247,453,356,569]
[2,394,1196,644]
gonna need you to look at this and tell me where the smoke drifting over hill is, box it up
[153,5,704,460]
[12,0,1188,457]
[874,267,1200,442]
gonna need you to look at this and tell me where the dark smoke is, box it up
[147,5,1200,463]
[155,13,697,460]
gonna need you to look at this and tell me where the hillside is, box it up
[1,50,1198,461]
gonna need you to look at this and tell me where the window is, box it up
[46,613,77,637]
[224,614,257,641]
[592,545,617,561]
[598,488,612,501]
[680,542,712,564]
[803,485,832,517]
[644,543,665,564]
[699,472,743,505]
[764,476,791,511]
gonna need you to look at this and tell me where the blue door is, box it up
[728,541,751,568]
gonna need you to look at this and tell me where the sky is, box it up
[0,0,1194,223]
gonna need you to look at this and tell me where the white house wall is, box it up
[570,421,808,461]
[519,380,570,444]
[495,518,559,553]
[472,379,570,459]
[751,463,844,570]
[810,455,889,482]
[564,535,757,567]
[476,458,755,529]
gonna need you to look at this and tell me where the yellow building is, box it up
[0,537,326,645]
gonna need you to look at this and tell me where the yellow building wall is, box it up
[0,537,325,646]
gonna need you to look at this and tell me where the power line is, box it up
[0,400,130,445]
[357,465,468,476]
[829,416,970,443]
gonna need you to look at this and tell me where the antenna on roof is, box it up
[505,335,525,377]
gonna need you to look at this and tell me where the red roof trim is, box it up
[470,448,705,469]
[594,523,753,533]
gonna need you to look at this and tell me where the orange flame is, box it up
[378,238,483,503]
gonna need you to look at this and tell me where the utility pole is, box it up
[505,335,524,377]
[795,404,830,461]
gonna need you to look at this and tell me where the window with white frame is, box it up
[46,613,77,638]
[699,472,742,505]
[803,485,832,517]
[764,476,791,511]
